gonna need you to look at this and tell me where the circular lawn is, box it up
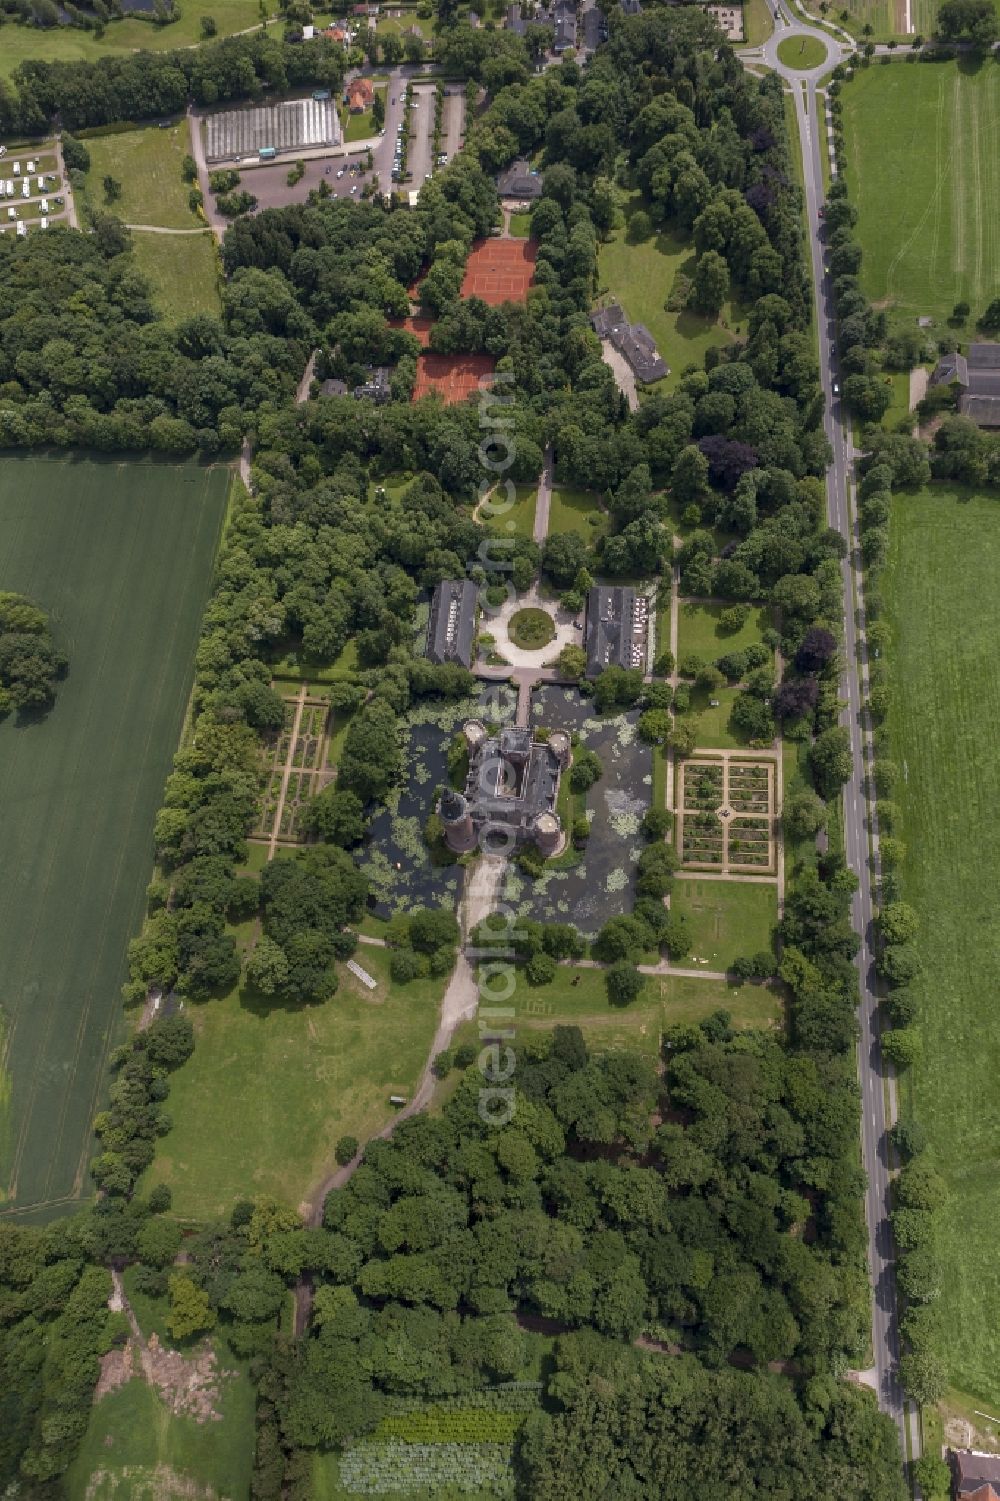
[509,607,556,651]
[776,35,829,69]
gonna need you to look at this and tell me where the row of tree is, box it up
[0,31,347,133]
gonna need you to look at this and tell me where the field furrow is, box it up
[885,489,1000,1404]
[0,456,227,1218]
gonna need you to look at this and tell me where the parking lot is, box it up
[192,71,466,229]
[0,143,71,238]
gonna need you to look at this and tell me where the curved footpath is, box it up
[750,7,918,1472]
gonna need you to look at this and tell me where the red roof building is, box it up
[347,77,375,113]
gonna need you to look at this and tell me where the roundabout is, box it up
[754,6,846,82]
[776,33,829,68]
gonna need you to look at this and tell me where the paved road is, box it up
[760,6,917,1470]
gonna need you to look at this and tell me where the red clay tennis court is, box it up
[460,238,537,305]
[413,352,496,404]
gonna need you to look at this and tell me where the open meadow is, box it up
[142,943,444,1221]
[842,60,1000,324]
[515,964,781,1056]
[82,121,201,230]
[0,457,227,1219]
[0,0,264,80]
[66,1360,255,1501]
[883,486,1000,1404]
[598,195,742,393]
[131,229,222,322]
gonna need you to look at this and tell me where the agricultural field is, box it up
[66,1362,255,1501]
[598,195,743,393]
[670,878,779,973]
[142,943,444,1220]
[0,0,264,80]
[81,121,202,230]
[831,0,984,40]
[882,486,1000,1404]
[842,61,1000,325]
[131,230,222,322]
[0,457,228,1218]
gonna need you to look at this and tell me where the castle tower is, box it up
[463,719,487,753]
[532,811,562,859]
[439,787,477,854]
[548,730,571,771]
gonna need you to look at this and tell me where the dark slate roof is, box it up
[591,302,625,338]
[497,159,542,199]
[954,1450,1000,1498]
[585,585,640,676]
[354,366,391,402]
[624,322,669,382]
[464,732,560,830]
[621,0,642,13]
[506,2,527,32]
[320,377,349,396]
[426,579,478,667]
[931,351,968,387]
[960,394,1000,427]
[590,304,669,382]
[552,0,577,49]
[968,343,1000,370]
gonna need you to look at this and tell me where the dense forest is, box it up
[0,5,909,1494]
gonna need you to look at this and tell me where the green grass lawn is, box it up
[481,481,537,539]
[142,943,443,1219]
[131,230,221,322]
[0,0,265,79]
[677,601,772,664]
[272,638,360,684]
[882,485,1000,1404]
[741,0,775,45]
[0,457,227,1219]
[65,1363,255,1501]
[508,211,532,238]
[518,964,781,1056]
[842,61,1000,325]
[598,198,744,392]
[670,878,778,971]
[548,487,606,541]
[82,121,202,230]
[879,368,911,432]
[776,33,829,67]
[327,707,355,768]
[678,685,751,750]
